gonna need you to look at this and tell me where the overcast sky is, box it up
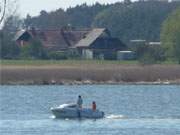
[18,0,124,17]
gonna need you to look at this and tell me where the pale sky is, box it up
[18,0,124,17]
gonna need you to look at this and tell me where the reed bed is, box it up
[1,64,180,85]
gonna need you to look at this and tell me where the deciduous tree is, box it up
[161,8,180,63]
[0,0,6,24]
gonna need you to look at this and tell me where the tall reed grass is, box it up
[1,64,180,84]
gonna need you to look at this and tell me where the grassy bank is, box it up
[1,59,179,66]
[0,60,139,66]
[1,60,180,85]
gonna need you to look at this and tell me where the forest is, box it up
[23,1,180,43]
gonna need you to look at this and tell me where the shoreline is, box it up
[1,79,180,85]
[1,64,180,85]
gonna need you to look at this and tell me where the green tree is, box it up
[20,38,47,59]
[0,30,20,59]
[161,8,180,63]
[0,15,22,59]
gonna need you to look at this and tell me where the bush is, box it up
[137,45,165,64]
[66,49,81,59]
[0,31,20,59]
[20,38,47,59]
[138,53,156,65]
[93,50,117,60]
[48,51,68,60]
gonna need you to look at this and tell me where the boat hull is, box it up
[51,107,104,119]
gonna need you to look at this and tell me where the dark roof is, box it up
[15,28,125,51]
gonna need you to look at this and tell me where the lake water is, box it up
[0,85,180,135]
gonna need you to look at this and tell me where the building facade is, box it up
[15,28,126,60]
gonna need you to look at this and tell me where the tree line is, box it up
[23,1,180,43]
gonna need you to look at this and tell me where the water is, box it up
[0,85,180,135]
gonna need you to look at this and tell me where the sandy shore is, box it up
[1,64,180,85]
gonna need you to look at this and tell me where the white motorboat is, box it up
[50,103,105,119]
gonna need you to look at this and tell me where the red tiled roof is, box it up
[15,29,90,51]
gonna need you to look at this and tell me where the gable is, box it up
[14,30,32,41]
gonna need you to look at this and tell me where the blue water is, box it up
[0,85,180,135]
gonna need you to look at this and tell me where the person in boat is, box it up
[77,95,83,108]
[92,101,96,111]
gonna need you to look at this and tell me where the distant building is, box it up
[117,51,136,60]
[148,42,161,46]
[73,28,126,59]
[130,39,146,45]
[15,28,126,60]
[129,39,146,50]
[129,40,161,48]
[14,28,90,51]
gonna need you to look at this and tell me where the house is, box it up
[14,27,89,51]
[15,28,126,59]
[73,28,126,59]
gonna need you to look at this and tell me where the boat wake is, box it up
[106,114,126,119]
[49,115,56,119]
[50,114,126,120]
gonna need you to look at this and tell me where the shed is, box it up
[117,51,136,60]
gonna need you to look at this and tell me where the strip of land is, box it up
[1,60,180,85]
